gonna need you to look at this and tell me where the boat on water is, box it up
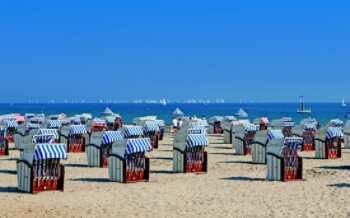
[235,108,248,118]
[297,96,311,114]
[341,98,347,107]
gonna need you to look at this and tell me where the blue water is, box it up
[1,103,349,125]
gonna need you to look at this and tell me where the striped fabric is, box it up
[143,121,160,133]
[69,125,87,135]
[37,129,60,140]
[330,119,344,127]
[155,120,165,127]
[34,143,67,160]
[303,123,317,131]
[32,134,54,144]
[268,130,284,141]
[243,123,259,132]
[102,131,123,145]
[283,137,303,151]
[125,138,152,155]
[186,134,208,148]
[282,117,293,122]
[2,120,18,128]
[124,126,144,138]
[282,120,294,127]
[187,128,206,135]
[326,127,344,139]
[47,120,62,129]
[26,123,41,130]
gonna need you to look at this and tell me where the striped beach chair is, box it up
[0,120,18,155]
[155,119,165,140]
[251,129,284,164]
[90,118,107,133]
[315,127,343,159]
[267,137,303,182]
[173,123,208,173]
[86,131,123,168]
[64,125,88,153]
[222,116,237,144]
[17,143,67,193]
[301,122,318,151]
[143,121,160,149]
[234,123,259,155]
[209,116,224,134]
[47,120,62,130]
[108,138,152,183]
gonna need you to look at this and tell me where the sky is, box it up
[0,1,349,102]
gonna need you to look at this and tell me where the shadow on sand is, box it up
[71,178,111,183]
[328,183,350,188]
[221,176,265,182]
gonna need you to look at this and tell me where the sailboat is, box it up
[160,98,167,106]
[235,108,248,118]
[297,96,311,114]
[341,99,347,107]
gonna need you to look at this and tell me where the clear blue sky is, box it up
[1,1,349,102]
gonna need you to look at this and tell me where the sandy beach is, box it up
[1,133,350,218]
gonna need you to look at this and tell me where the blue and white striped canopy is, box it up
[303,123,317,131]
[187,128,206,135]
[282,121,294,127]
[243,123,259,132]
[282,137,303,151]
[33,143,67,160]
[186,134,208,148]
[26,123,41,130]
[143,121,160,133]
[2,120,17,128]
[268,130,284,141]
[37,129,60,140]
[155,120,165,127]
[69,125,87,135]
[282,117,293,122]
[330,119,344,128]
[47,120,62,129]
[102,131,123,145]
[125,138,152,155]
[124,126,144,138]
[32,134,54,144]
[326,127,344,139]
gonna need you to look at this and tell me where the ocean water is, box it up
[1,103,349,125]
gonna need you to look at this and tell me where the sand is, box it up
[1,133,350,218]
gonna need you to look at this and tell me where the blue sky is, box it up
[0,1,349,102]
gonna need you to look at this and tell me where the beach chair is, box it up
[251,129,284,164]
[17,143,67,194]
[47,120,62,130]
[155,120,165,140]
[173,123,208,173]
[300,123,317,151]
[108,138,151,183]
[90,119,107,133]
[36,129,60,143]
[143,121,160,149]
[344,120,350,148]
[209,116,224,134]
[86,131,123,168]
[267,137,303,182]
[259,117,269,131]
[0,120,18,155]
[222,116,237,144]
[234,123,259,155]
[315,127,343,159]
[62,125,88,153]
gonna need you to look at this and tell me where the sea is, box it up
[0,103,349,125]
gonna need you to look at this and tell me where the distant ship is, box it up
[235,108,248,118]
[297,96,311,114]
[341,99,347,108]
